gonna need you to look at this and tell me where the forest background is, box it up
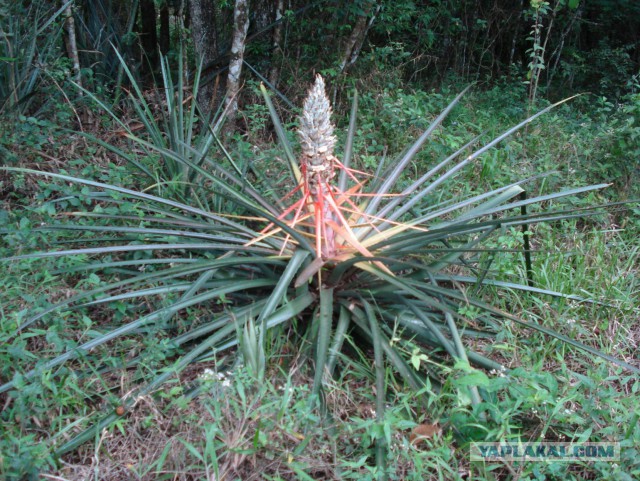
[1,0,639,480]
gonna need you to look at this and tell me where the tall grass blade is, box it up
[363,299,388,481]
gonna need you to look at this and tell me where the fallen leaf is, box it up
[410,423,442,446]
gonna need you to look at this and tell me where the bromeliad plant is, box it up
[0,1,71,115]
[1,75,638,459]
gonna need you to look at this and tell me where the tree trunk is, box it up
[139,0,159,74]
[63,1,89,127]
[189,0,219,64]
[188,0,220,113]
[338,0,379,74]
[63,1,81,87]
[225,0,250,130]
[268,0,284,87]
[251,0,272,33]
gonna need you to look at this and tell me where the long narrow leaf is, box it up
[312,287,334,396]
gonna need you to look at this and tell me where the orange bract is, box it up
[256,75,402,267]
